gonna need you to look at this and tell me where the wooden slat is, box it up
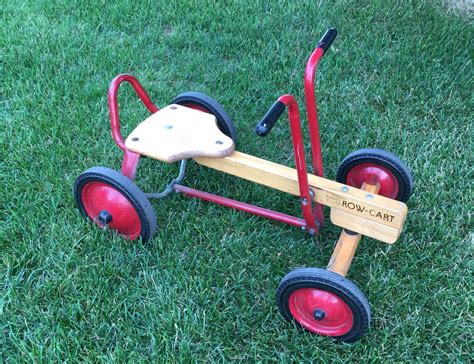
[194,152,408,239]
[330,209,400,244]
[329,181,401,244]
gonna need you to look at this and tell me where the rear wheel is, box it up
[74,166,156,241]
[336,148,413,202]
[171,91,238,145]
[276,267,370,343]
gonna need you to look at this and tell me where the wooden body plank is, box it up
[125,104,234,163]
[194,152,408,243]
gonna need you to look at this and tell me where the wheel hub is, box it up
[98,210,113,225]
[313,309,326,321]
[346,163,399,199]
[80,181,142,240]
[289,288,354,336]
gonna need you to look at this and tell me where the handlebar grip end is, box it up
[255,123,268,137]
[255,101,286,137]
[317,28,338,53]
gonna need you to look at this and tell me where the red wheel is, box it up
[277,268,370,343]
[74,167,156,241]
[336,148,413,202]
[171,91,238,144]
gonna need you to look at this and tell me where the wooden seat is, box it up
[125,104,235,163]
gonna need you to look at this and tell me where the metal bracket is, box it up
[146,159,188,199]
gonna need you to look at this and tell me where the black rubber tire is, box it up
[171,91,238,145]
[276,267,371,343]
[74,166,157,242]
[336,148,413,202]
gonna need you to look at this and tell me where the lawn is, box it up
[2,0,472,361]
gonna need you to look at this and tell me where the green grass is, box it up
[2,0,473,361]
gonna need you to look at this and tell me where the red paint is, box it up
[346,163,399,199]
[179,104,209,113]
[108,74,159,180]
[289,288,353,336]
[81,181,142,240]
[304,47,325,178]
[174,184,307,228]
[278,95,319,233]
[304,47,326,224]
[108,74,159,151]
[121,150,141,180]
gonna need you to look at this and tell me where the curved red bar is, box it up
[278,94,319,233]
[304,47,324,178]
[107,74,159,151]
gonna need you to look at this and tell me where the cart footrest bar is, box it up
[173,184,307,228]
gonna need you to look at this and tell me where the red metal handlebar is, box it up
[278,94,319,232]
[304,47,325,178]
[107,74,159,151]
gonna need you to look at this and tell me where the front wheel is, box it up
[276,268,370,343]
[336,148,413,202]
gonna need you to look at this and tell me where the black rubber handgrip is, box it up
[255,101,286,137]
[317,28,337,53]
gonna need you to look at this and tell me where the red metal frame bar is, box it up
[108,74,159,179]
[304,47,325,178]
[174,184,307,228]
[121,150,141,180]
[304,47,326,224]
[278,94,319,233]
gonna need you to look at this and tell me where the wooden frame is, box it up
[195,152,408,244]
